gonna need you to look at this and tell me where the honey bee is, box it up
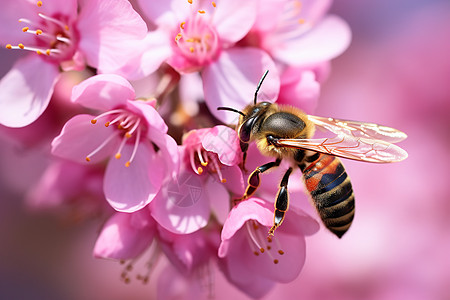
[218,71,408,238]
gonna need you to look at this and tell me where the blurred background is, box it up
[1,0,449,299]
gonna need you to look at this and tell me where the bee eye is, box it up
[239,117,256,143]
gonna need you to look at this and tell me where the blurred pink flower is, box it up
[151,126,244,234]
[246,0,351,67]
[121,0,280,124]
[0,0,147,127]
[218,197,319,298]
[51,74,179,213]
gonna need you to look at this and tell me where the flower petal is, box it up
[104,142,165,212]
[150,168,210,234]
[126,100,168,134]
[272,15,352,66]
[203,48,279,124]
[212,0,258,44]
[93,211,156,260]
[51,114,120,163]
[77,0,148,72]
[202,125,241,166]
[0,55,59,127]
[71,74,135,110]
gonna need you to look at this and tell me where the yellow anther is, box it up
[104,121,110,127]
[115,153,121,159]
[180,22,185,29]
[212,1,216,7]
[189,46,194,53]
[125,132,132,138]
[278,250,285,255]
[91,119,97,124]
[36,50,42,55]
[187,0,192,3]
[6,44,12,49]
[221,178,227,183]
[198,10,205,14]
[36,29,43,35]
[273,259,279,264]
[125,161,131,167]
[86,157,91,162]
[46,49,50,55]
[197,166,203,174]
[260,247,265,253]
[18,43,24,49]
[253,251,259,256]
[185,38,194,43]
[201,161,208,167]
[37,1,43,7]
[64,25,69,31]
[22,27,29,32]
[175,33,182,42]
[298,18,305,24]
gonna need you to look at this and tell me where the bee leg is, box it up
[268,167,293,236]
[239,141,249,172]
[236,158,282,204]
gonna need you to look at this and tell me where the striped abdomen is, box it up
[301,153,355,238]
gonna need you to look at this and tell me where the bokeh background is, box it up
[1,0,449,299]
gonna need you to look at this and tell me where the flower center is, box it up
[87,109,145,167]
[246,221,285,265]
[5,1,78,65]
[189,144,227,183]
[174,3,220,67]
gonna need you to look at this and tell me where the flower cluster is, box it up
[0,0,350,298]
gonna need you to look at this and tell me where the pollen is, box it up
[221,178,227,183]
[91,119,97,124]
[18,43,24,49]
[36,29,43,35]
[37,1,43,7]
[6,44,12,49]
[198,10,206,14]
[36,50,42,55]
[125,161,131,167]
[104,121,110,127]
[45,49,50,55]
[201,161,208,167]
[278,250,284,255]
[298,18,305,24]
[85,157,91,162]
[175,33,182,42]
[180,22,185,29]
[115,153,121,159]
[22,27,29,32]
[273,259,279,264]
[212,1,216,7]
[189,46,194,53]
[187,0,192,3]
[125,132,132,138]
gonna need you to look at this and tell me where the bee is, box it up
[218,70,408,238]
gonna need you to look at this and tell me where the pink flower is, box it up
[121,0,280,124]
[0,0,147,127]
[246,0,351,67]
[218,197,319,298]
[150,125,244,234]
[51,74,179,212]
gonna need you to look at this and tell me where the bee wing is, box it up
[308,115,407,143]
[277,135,408,163]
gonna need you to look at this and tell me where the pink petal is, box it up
[93,211,156,260]
[149,132,180,180]
[204,178,231,225]
[203,47,279,124]
[219,165,245,196]
[272,15,352,66]
[202,125,241,166]
[40,0,78,19]
[0,55,59,127]
[110,30,173,80]
[51,114,120,163]
[150,169,210,234]
[126,100,168,134]
[71,74,135,110]
[278,69,320,113]
[136,0,182,27]
[0,0,38,45]
[77,0,148,72]
[104,142,165,212]
[212,0,258,44]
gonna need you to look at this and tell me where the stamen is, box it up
[212,1,216,7]
[198,10,206,14]
[37,1,43,7]
[180,22,185,29]
[125,127,141,167]
[188,0,192,3]
[197,149,208,167]
[246,222,265,254]
[115,135,129,160]
[175,33,182,42]
[208,153,226,183]
[85,131,120,162]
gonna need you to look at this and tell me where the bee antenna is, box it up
[254,70,269,105]
[217,106,246,117]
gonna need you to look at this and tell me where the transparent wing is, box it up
[308,115,407,143]
[276,135,408,163]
